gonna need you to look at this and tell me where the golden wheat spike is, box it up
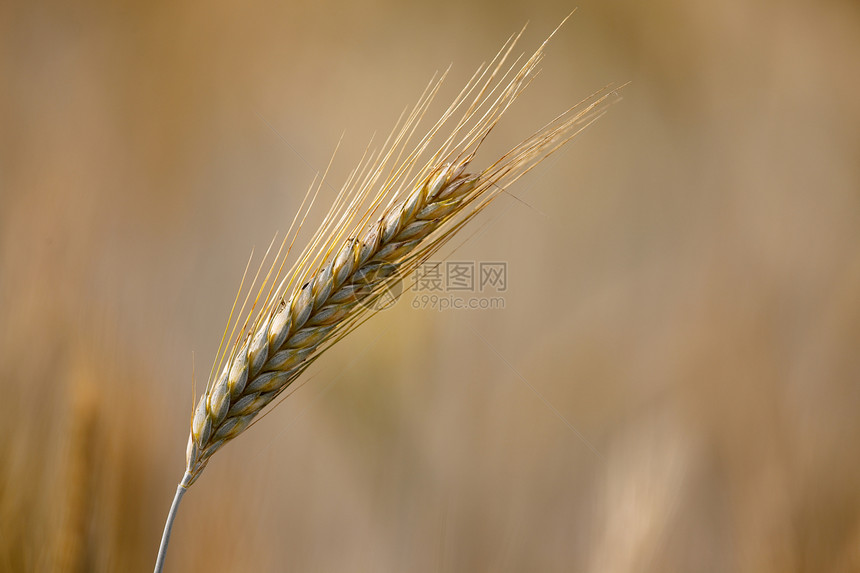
[154,21,622,572]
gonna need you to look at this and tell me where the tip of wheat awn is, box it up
[154,22,623,573]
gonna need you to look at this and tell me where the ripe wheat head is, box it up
[155,21,621,572]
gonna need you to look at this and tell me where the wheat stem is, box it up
[154,472,191,573]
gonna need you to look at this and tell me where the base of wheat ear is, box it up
[154,23,621,573]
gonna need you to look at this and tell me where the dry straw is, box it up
[154,21,621,572]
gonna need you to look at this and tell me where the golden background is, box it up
[2,0,859,571]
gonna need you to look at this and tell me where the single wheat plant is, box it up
[154,22,621,572]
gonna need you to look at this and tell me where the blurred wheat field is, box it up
[2,0,860,572]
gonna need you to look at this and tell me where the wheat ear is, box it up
[154,23,621,573]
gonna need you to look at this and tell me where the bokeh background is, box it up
[2,0,860,571]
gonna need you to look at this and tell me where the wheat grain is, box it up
[154,22,620,573]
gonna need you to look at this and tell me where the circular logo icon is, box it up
[354,263,403,312]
